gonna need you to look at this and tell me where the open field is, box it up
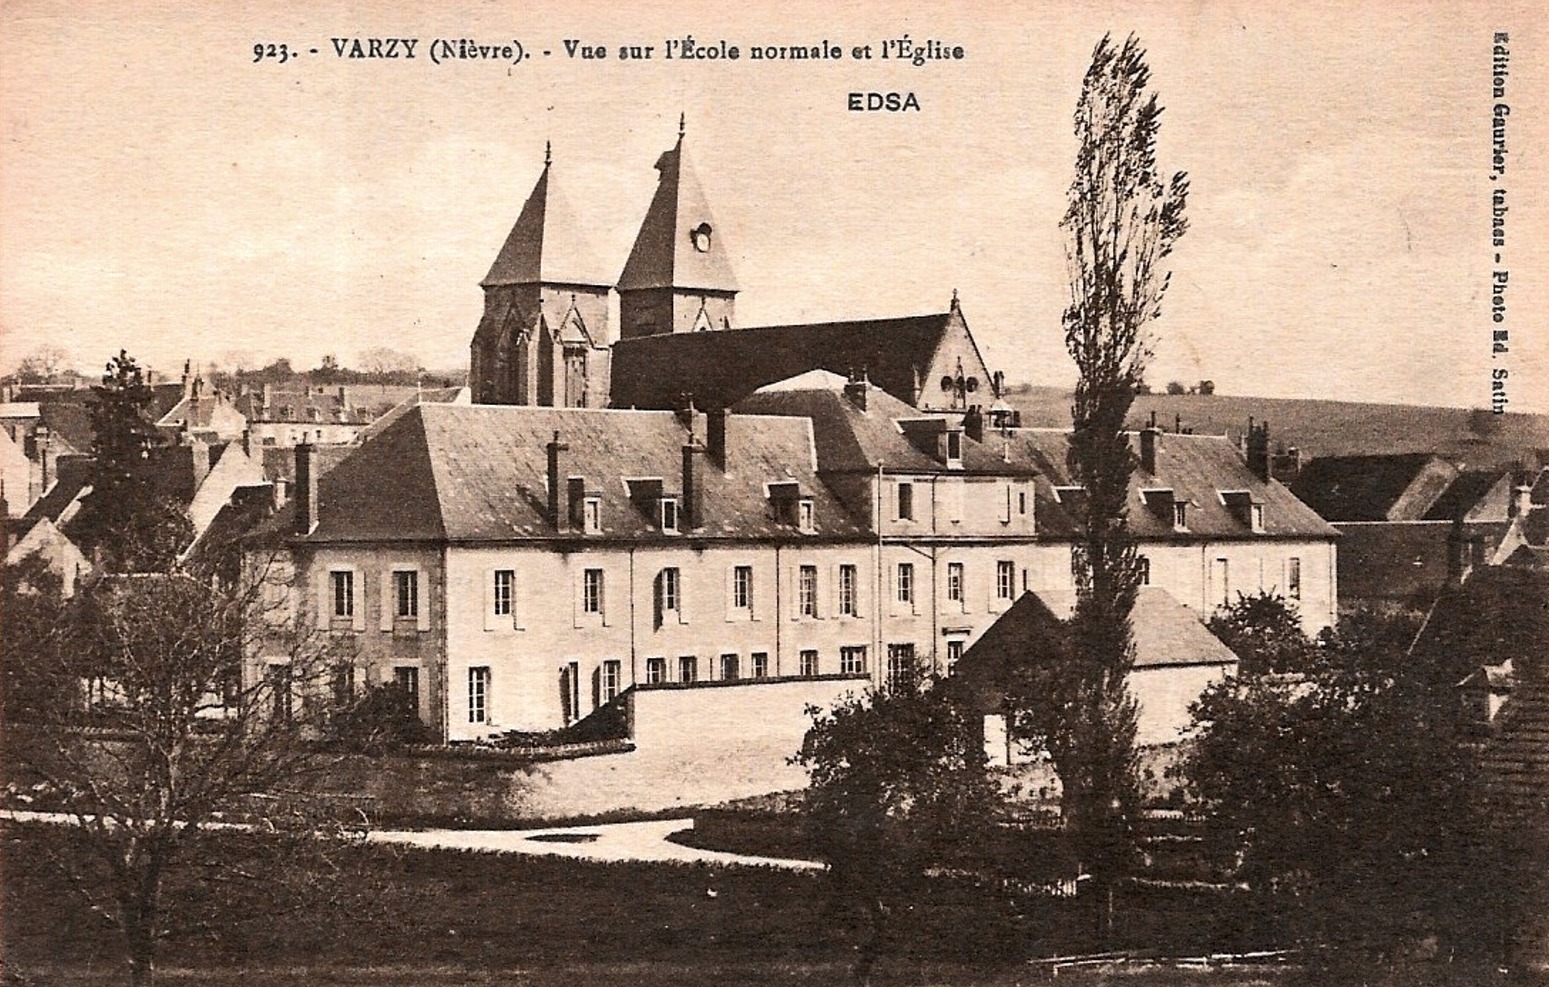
[1007,387,1549,468]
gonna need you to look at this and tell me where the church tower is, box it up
[617,118,738,338]
[471,145,613,406]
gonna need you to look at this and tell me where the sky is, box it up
[2,0,1545,412]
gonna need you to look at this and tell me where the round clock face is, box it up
[690,222,713,252]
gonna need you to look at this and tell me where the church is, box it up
[468,123,1002,415]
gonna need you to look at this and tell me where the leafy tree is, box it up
[8,555,353,986]
[327,681,431,753]
[1,551,79,722]
[1207,591,1315,675]
[66,351,193,572]
[795,673,1001,984]
[1197,379,1215,395]
[1015,32,1188,938]
[1165,380,1187,395]
[1182,610,1491,967]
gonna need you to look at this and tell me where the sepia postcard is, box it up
[2,1,1546,984]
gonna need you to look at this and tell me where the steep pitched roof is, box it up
[482,159,610,288]
[1290,452,1456,522]
[286,404,865,543]
[22,455,94,524]
[735,377,1029,476]
[1423,469,1512,522]
[1014,429,1338,540]
[610,311,957,411]
[617,138,737,293]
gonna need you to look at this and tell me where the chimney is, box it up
[706,408,729,468]
[1273,446,1302,482]
[1246,417,1271,482]
[546,431,569,530]
[272,475,289,509]
[567,477,587,528]
[682,441,701,531]
[963,406,984,443]
[1510,479,1533,520]
[295,442,319,534]
[843,371,869,411]
[1140,425,1162,475]
[1446,516,1476,585]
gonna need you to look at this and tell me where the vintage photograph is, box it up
[2,1,1545,984]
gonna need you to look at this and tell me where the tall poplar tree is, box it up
[1011,33,1188,937]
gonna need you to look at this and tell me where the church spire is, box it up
[481,145,608,288]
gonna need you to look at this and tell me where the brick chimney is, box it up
[546,431,569,530]
[706,408,729,468]
[682,431,702,532]
[844,371,869,411]
[1510,476,1534,520]
[295,442,319,534]
[1140,412,1162,475]
[1245,417,1271,482]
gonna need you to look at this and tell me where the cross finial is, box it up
[678,112,686,140]
[545,139,552,166]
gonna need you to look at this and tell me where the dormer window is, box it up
[1173,501,1188,530]
[1220,490,1265,532]
[798,498,815,532]
[583,496,602,533]
[1252,504,1265,532]
[945,429,963,469]
[660,497,680,534]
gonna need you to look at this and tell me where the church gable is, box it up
[915,298,997,413]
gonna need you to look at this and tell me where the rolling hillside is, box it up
[1005,388,1549,470]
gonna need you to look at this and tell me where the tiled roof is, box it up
[482,161,611,288]
[1014,429,1338,541]
[952,585,1239,712]
[36,401,93,457]
[736,377,1030,476]
[1335,520,1512,602]
[617,139,737,293]
[1289,452,1455,522]
[291,404,867,543]
[22,455,93,524]
[1412,565,1549,683]
[610,311,955,411]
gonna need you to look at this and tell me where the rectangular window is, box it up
[394,666,420,708]
[996,560,1015,600]
[1214,558,1230,606]
[645,656,667,684]
[799,565,819,617]
[678,655,698,684]
[798,500,814,532]
[839,564,858,616]
[720,653,740,681]
[1287,557,1302,600]
[732,565,753,611]
[1138,556,1151,587]
[394,570,418,619]
[492,569,514,617]
[751,652,769,679]
[897,562,915,605]
[1018,490,1029,515]
[799,649,819,677]
[1251,504,1265,532]
[947,562,965,603]
[331,570,354,619]
[897,481,914,521]
[659,567,680,613]
[1173,501,1189,530]
[600,660,621,702]
[468,666,490,724]
[660,497,679,533]
[946,430,962,464]
[840,645,867,675]
[946,639,964,673]
[583,568,604,615]
[266,663,293,721]
[583,496,601,533]
[886,643,916,693]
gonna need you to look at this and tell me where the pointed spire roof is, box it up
[618,128,738,293]
[482,149,610,288]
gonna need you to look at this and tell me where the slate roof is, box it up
[610,311,956,411]
[1289,452,1455,522]
[952,586,1239,712]
[735,375,1031,477]
[1013,429,1338,541]
[22,455,94,524]
[1334,519,1512,602]
[482,160,611,288]
[617,138,738,293]
[275,404,867,544]
[1423,469,1510,522]
[1411,565,1549,687]
[36,401,94,457]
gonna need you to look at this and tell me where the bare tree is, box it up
[12,343,74,384]
[7,551,353,986]
[1010,33,1188,941]
[355,347,421,381]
